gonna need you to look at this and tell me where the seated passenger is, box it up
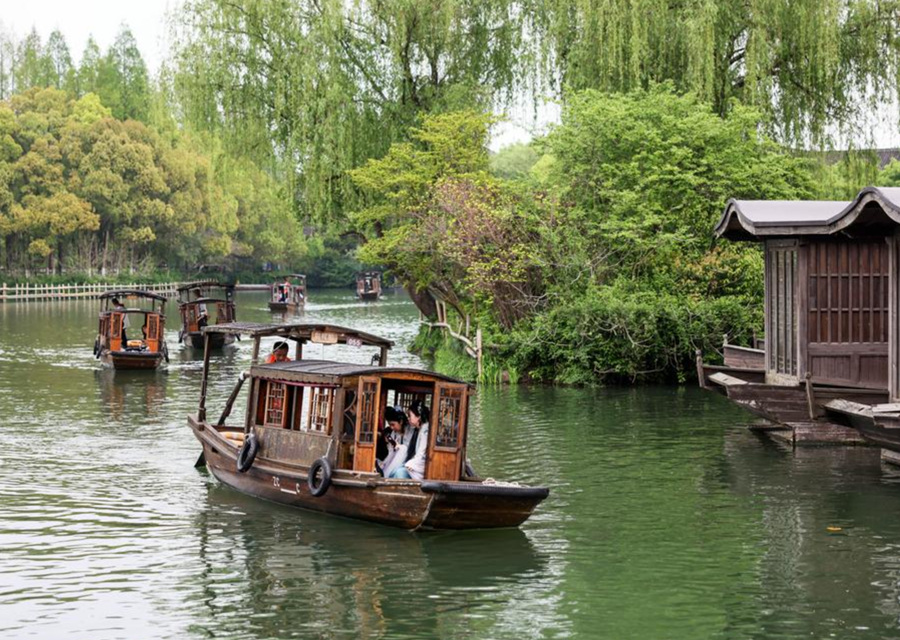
[378,406,411,477]
[388,400,430,480]
[266,341,292,363]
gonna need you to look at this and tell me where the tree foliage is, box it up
[535,0,900,145]
[0,87,305,275]
[354,90,814,382]
[173,0,536,222]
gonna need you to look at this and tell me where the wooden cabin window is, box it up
[395,391,427,412]
[307,387,333,433]
[435,387,463,449]
[358,380,378,444]
[264,382,287,427]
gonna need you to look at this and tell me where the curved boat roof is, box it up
[99,289,168,301]
[252,359,467,386]
[715,186,900,240]
[204,321,393,348]
[181,297,232,304]
[177,280,234,291]
[276,273,306,279]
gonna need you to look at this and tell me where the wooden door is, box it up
[426,383,468,481]
[353,376,381,472]
[145,314,160,352]
[110,313,124,351]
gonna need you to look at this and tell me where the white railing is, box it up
[0,282,181,302]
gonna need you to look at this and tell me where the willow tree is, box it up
[537,0,900,144]
[173,0,535,222]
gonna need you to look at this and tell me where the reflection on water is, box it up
[3,290,900,638]
[186,483,553,639]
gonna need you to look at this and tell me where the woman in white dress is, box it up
[389,400,430,480]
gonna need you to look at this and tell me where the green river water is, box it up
[2,289,900,639]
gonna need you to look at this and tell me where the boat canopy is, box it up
[251,358,469,386]
[177,280,234,292]
[277,273,306,280]
[203,321,394,349]
[715,186,900,240]
[183,296,232,305]
[99,289,168,302]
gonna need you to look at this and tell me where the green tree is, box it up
[14,29,48,91]
[104,26,150,121]
[490,142,539,181]
[535,0,900,145]
[0,25,15,99]
[174,0,534,222]
[43,30,74,92]
[76,37,103,96]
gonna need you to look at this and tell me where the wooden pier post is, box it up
[476,328,483,379]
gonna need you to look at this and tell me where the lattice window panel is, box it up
[342,390,357,441]
[358,382,377,444]
[264,382,286,427]
[308,388,333,433]
[435,389,462,449]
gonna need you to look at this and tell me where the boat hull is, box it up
[185,331,234,350]
[701,365,888,444]
[268,302,301,313]
[825,400,900,452]
[100,349,164,370]
[190,418,547,530]
[357,292,379,301]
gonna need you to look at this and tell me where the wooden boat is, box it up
[698,339,887,444]
[94,290,169,370]
[824,400,900,463]
[177,281,237,349]
[356,271,381,300]
[188,322,549,530]
[268,274,306,313]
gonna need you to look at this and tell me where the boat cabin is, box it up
[715,187,900,395]
[177,281,236,348]
[270,274,307,311]
[95,289,168,369]
[356,271,382,300]
[198,322,470,480]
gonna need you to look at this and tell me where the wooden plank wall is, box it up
[765,241,799,381]
[805,240,889,389]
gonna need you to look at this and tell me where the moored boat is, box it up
[188,322,549,530]
[94,290,169,370]
[695,188,900,444]
[177,281,237,349]
[268,274,307,313]
[356,270,381,300]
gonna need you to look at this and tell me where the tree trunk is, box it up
[406,283,437,320]
[101,228,109,276]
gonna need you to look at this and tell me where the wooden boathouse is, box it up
[702,186,900,443]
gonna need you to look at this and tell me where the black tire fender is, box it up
[236,433,258,473]
[308,457,332,497]
[162,342,170,363]
[93,338,101,358]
